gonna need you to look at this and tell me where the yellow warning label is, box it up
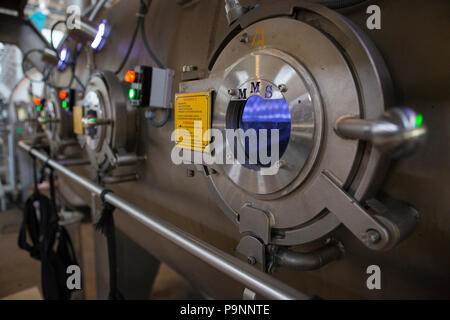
[73,106,83,135]
[174,92,211,151]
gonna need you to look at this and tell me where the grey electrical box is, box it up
[149,68,174,109]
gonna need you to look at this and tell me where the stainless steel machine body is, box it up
[20,0,450,299]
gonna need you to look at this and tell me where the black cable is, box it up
[95,189,124,300]
[44,63,75,90]
[41,67,58,89]
[140,15,163,68]
[113,0,150,75]
[50,20,66,51]
[140,0,168,127]
[45,39,86,91]
[45,19,82,90]
[149,108,170,128]
[74,74,86,91]
[113,0,163,74]
[22,48,74,90]
[21,49,45,83]
[113,18,142,75]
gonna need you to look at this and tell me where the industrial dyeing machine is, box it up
[1,0,449,299]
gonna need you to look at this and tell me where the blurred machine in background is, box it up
[0,0,449,299]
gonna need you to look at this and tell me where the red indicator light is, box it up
[33,97,41,106]
[59,90,67,99]
[125,70,136,83]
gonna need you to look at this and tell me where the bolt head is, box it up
[278,84,288,93]
[187,169,195,177]
[274,160,285,169]
[247,256,256,265]
[240,33,249,43]
[361,229,381,246]
[182,65,197,73]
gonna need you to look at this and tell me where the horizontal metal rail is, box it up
[18,140,308,300]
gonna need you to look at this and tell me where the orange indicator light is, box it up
[59,90,67,99]
[125,70,136,83]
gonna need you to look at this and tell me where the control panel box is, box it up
[126,66,174,109]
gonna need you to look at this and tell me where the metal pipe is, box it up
[57,158,91,166]
[114,154,146,167]
[335,116,400,142]
[88,0,107,22]
[82,0,97,18]
[268,243,344,272]
[224,0,248,25]
[102,173,138,184]
[59,140,81,147]
[17,140,308,300]
[82,116,111,129]
[335,108,426,155]
[38,117,60,124]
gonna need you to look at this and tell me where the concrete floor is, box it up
[0,209,41,298]
[0,207,201,300]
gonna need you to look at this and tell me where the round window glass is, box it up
[239,95,291,168]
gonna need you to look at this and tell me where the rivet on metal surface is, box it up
[278,84,288,93]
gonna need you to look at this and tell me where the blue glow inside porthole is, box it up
[239,95,291,167]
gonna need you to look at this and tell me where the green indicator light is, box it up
[17,128,22,134]
[90,118,96,123]
[129,88,136,99]
[43,117,47,122]
[62,101,68,109]
[415,113,423,127]
[36,106,41,112]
